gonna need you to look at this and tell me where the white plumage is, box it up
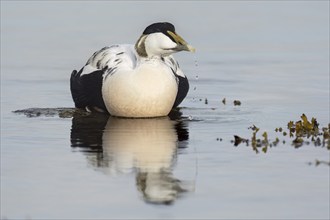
[70,22,195,118]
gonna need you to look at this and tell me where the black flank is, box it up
[70,67,108,113]
[173,75,189,109]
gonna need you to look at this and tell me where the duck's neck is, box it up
[135,35,166,60]
[135,35,148,58]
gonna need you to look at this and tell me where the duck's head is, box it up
[135,22,195,58]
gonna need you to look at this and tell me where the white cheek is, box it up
[145,33,177,56]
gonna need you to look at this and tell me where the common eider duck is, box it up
[70,22,195,118]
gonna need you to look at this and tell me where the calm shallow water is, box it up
[1,1,329,219]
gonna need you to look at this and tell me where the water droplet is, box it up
[195,75,199,80]
[194,60,198,67]
[188,115,193,121]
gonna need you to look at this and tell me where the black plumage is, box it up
[142,22,179,45]
[70,68,107,112]
[173,75,189,109]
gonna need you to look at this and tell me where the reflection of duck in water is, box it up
[70,111,190,204]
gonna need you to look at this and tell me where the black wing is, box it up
[70,67,108,113]
[164,56,189,109]
[173,75,189,108]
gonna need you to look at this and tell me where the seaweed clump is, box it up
[13,108,89,118]
[232,114,330,154]
[233,100,241,106]
[285,114,328,148]
[233,125,273,153]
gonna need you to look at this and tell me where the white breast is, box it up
[102,59,178,117]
